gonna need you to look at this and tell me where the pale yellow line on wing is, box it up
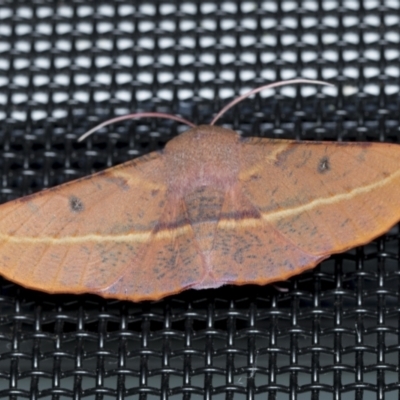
[224,168,400,229]
[1,168,399,245]
[0,225,189,245]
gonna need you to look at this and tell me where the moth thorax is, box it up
[166,125,240,194]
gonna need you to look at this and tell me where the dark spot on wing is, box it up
[318,156,330,174]
[69,196,84,213]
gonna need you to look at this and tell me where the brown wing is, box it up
[200,138,400,288]
[0,152,204,301]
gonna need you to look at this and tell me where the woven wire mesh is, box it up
[0,0,400,399]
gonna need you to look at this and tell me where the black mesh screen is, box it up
[1,1,400,399]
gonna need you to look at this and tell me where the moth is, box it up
[1,79,399,302]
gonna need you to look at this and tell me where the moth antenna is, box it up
[78,112,196,142]
[210,78,333,126]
